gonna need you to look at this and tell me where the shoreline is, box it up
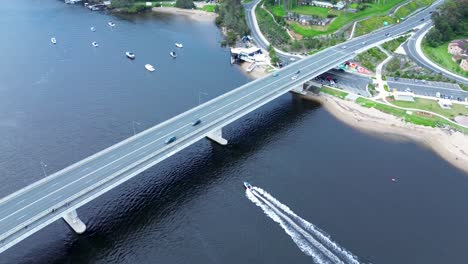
[151,7,217,22]
[301,92,468,174]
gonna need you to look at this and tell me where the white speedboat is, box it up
[243,182,252,190]
[92,41,99,47]
[51,37,57,44]
[108,21,115,27]
[91,26,96,32]
[170,51,177,58]
[175,43,183,48]
[126,52,135,59]
[145,64,155,72]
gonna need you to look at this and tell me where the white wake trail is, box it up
[253,187,360,264]
[251,190,343,264]
[245,190,328,263]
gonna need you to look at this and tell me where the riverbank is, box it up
[303,92,468,174]
[151,7,217,22]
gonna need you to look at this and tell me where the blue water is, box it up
[0,1,467,263]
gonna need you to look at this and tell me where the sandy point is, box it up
[152,7,217,22]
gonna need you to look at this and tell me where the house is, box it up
[460,58,468,71]
[448,39,468,56]
[299,0,345,10]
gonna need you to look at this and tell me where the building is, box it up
[460,58,468,71]
[299,0,345,10]
[448,39,468,72]
[394,91,415,102]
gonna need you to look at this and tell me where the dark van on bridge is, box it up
[165,136,177,144]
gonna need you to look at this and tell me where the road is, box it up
[403,22,468,86]
[316,70,372,97]
[0,0,442,254]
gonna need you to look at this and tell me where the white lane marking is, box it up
[0,14,432,226]
[15,199,26,206]
[16,215,26,221]
[82,168,91,172]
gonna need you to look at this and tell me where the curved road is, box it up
[403,22,468,85]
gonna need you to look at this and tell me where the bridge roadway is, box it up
[0,2,440,254]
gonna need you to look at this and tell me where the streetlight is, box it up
[40,161,48,177]
[198,91,208,105]
[132,121,141,135]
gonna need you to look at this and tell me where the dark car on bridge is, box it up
[165,136,177,144]
[192,119,202,126]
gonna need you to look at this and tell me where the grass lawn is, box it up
[289,0,405,37]
[381,35,409,52]
[390,98,468,119]
[349,2,359,8]
[422,39,468,78]
[201,4,216,12]
[354,15,396,37]
[320,87,348,99]
[270,5,286,17]
[356,98,468,133]
[356,47,387,72]
[243,0,253,3]
[394,0,434,18]
[292,6,329,17]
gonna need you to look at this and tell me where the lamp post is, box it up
[40,161,48,177]
[132,121,141,136]
[198,91,208,105]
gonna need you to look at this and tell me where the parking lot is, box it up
[313,69,372,97]
[387,77,468,101]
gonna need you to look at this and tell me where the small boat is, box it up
[92,41,99,47]
[170,51,177,58]
[243,182,252,190]
[125,52,136,59]
[108,21,115,27]
[175,43,183,48]
[145,64,155,72]
[51,37,57,44]
[91,26,96,32]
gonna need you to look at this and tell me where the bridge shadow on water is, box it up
[17,95,322,264]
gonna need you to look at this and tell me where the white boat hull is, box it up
[145,64,155,72]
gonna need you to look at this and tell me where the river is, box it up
[0,1,467,263]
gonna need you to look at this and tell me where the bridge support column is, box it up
[62,210,86,234]
[206,128,228,145]
[291,83,306,95]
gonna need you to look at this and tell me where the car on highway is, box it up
[291,75,298,80]
[165,136,177,144]
[295,70,301,74]
[192,119,201,126]
[342,45,347,49]
[272,72,279,77]
[420,18,425,21]
[361,41,367,45]
[385,33,390,37]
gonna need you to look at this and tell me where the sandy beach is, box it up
[301,92,468,174]
[152,7,217,22]
[238,62,271,79]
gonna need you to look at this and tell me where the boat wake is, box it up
[246,186,360,264]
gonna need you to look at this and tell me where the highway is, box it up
[403,22,468,86]
[0,0,441,254]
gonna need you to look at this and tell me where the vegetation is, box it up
[355,47,387,72]
[319,87,348,99]
[394,0,434,18]
[356,98,468,133]
[110,0,151,13]
[268,45,281,65]
[215,0,250,46]
[354,15,396,37]
[367,82,377,96]
[424,0,467,47]
[422,39,468,77]
[291,6,330,17]
[390,98,468,119]
[201,4,216,12]
[175,0,195,9]
[381,35,409,52]
[256,5,291,47]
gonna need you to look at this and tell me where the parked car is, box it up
[436,92,441,98]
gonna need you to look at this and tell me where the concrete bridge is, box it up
[0,2,439,254]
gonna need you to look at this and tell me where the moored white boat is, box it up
[145,64,155,72]
[108,21,115,27]
[175,43,183,48]
[125,52,136,59]
[170,51,177,58]
[91,26,96,32]
[51,37,57,44]
[92,41,99,47]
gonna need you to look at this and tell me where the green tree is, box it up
[175,0,195,9]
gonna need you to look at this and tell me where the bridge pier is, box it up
[291,83,306,95]
[62,210,86,234]
[206,128,228,145]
